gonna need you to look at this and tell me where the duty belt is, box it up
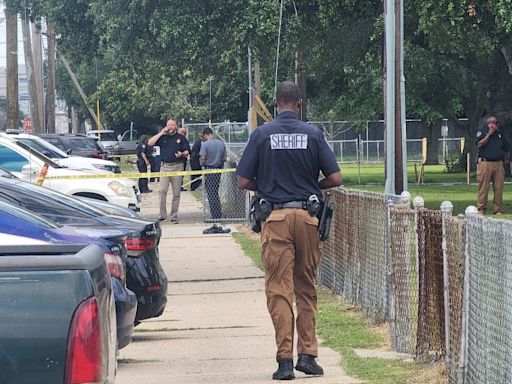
[478,157,502,162]
[272,201,308,210]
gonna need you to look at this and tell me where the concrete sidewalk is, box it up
[116,189,359,383]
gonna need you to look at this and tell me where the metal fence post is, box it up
[413,196,424,296]
[460,206,477,383]
[441,201,454,368]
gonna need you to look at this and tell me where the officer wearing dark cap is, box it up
[237,81,342,380]
[476,115,510,215]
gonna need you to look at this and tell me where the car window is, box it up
[99,132,118,141]
[44,138,66,151]
[14,141,62,168]
[9,180,105,217]
[0,145,29,172]
[0,192,21,206]
[17,138,64,158]
[67,138,95,151]
[0,200,61,229]
[122,131,139,141]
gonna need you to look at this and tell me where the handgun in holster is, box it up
[250,196,272,233]
[317,192,334,241]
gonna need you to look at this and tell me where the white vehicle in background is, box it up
[86,130,121,155]
[4,133,121,174]
[0,136,140,211]
[87,129,140,155]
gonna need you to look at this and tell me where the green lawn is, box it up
[340,163,512,218]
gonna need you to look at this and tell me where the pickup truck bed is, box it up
[0,244,115,384]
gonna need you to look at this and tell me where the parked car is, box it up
[86,130,121,155]
[87,129,140,155]
[0,242,117,384]
[0,199,138,349]
[5,133,121,173]
[0,135,140,211]
[0,177,168,323]
[38,133,109,159]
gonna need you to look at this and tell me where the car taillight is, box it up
[104,252,126,281]
[125,237,157,251]
[65,297,103,384]
[92,150,102,158]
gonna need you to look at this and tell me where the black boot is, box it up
[272,358,295,380]
[295,354,323,376]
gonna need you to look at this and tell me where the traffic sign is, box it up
[23,117,32,132]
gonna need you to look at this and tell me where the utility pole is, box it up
[394,0,407,193]
[21,15,41,133]
[6,9,19,129]
[58,51,103,130]
[384,0,407,194]
[31,21,44,131]
[46,24,56,133]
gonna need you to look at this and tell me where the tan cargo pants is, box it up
[476,160,504,214]
[159,162,184,221]
[260,208,322,361]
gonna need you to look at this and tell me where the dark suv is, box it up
[38,133,107,159]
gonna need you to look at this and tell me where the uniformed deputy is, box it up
[237,81,342,380]
[148,118,190,223]
[136,135,152,193]
[476,115,510,215]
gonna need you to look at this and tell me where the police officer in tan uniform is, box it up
[237,81,342,380]
[476,116,510,215]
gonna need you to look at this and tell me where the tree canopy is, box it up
[8,0,512,144]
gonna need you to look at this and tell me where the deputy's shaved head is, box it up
[276,81,301,104]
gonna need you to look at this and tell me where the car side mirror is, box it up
[21,164,38,177]
[66,149,72,155]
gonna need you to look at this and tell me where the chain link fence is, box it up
[318,189,512,384]
[318,189,401,322]
[465,216,512,384]
[185,121,464,164]
[389,203,419,354]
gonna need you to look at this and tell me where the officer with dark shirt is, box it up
[476,115,510,215]
[237,81,342,380]
[136,135,152,193]
[190,134,204,191]
[148,118,190,222]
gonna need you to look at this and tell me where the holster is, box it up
[318,192,334,241]
[250,196,272,233]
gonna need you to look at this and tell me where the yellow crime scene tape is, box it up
[45,167,236,180]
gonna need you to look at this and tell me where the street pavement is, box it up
[116,186,359,383]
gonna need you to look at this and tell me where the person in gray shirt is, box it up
[200,128,227,219]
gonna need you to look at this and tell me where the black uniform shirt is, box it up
[236,111,339,203]
[155,133,191,163]
[476,125,510,161]
[136,143,152,162]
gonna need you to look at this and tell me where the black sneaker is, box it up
[272,358,295,380]
[295,354,323,376]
